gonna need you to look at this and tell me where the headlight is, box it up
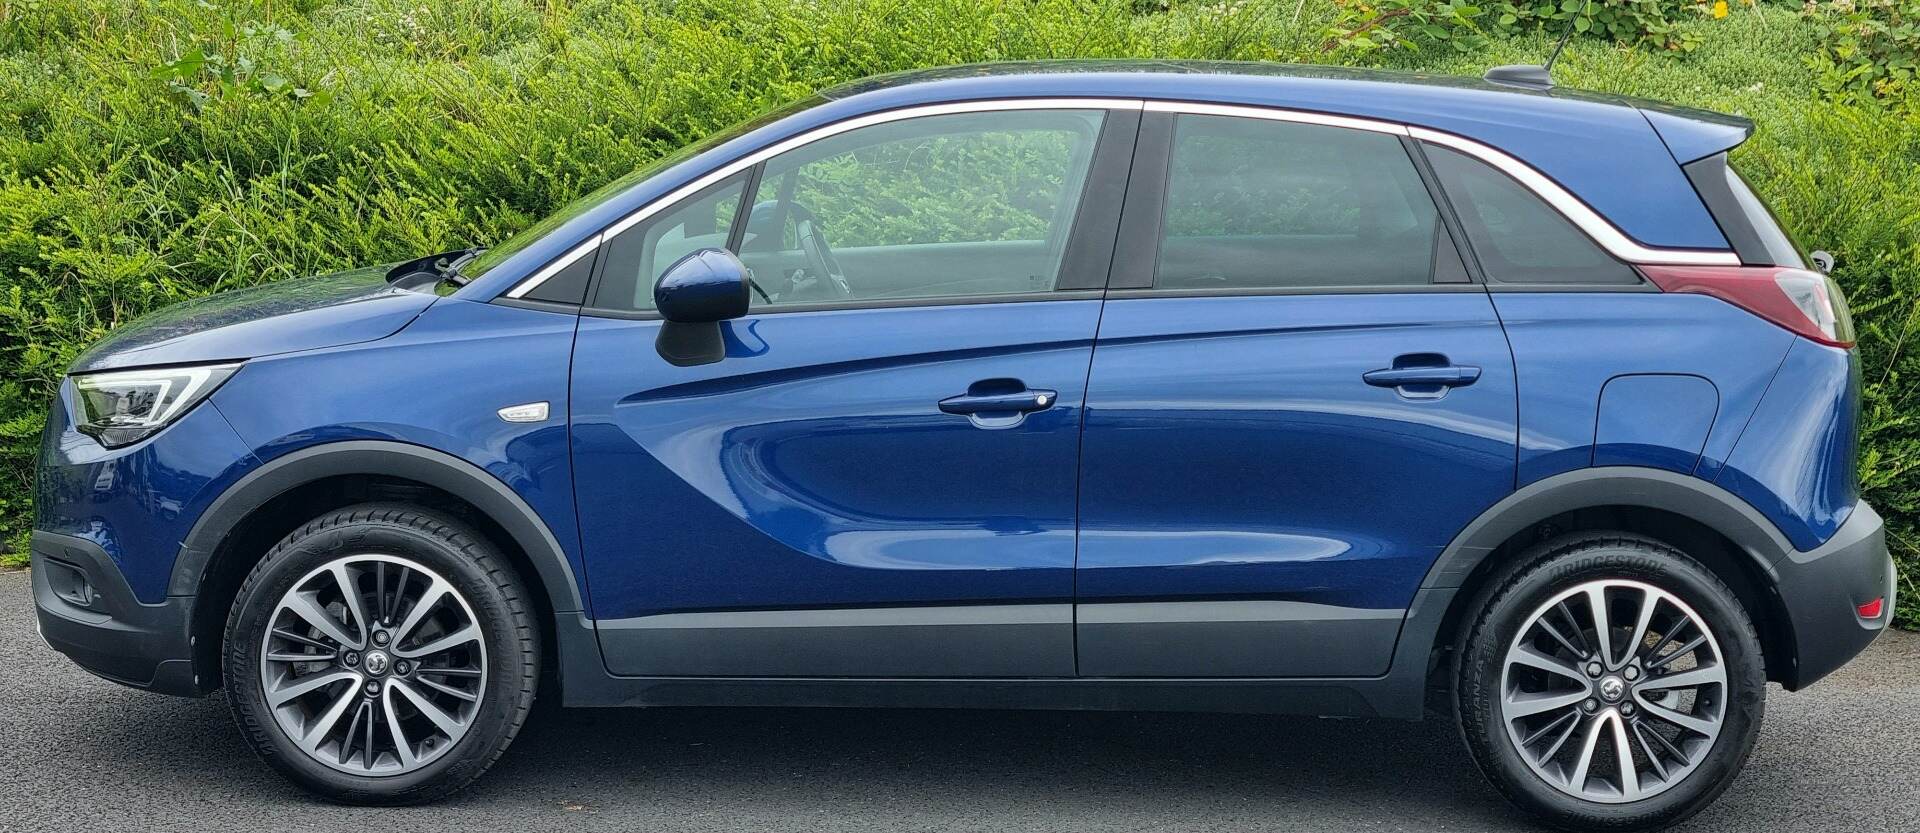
[70,363,240,448]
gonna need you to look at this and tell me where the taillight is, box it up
[1640,265,1856,348]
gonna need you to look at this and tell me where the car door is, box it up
[571,103,1138,677]
[1074,106,1519,678]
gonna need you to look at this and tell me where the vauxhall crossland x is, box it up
[32,62,1894,829]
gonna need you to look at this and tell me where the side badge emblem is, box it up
[497,402,550,423]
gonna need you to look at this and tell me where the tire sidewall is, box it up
[224,510,533,804]
[1459,537,1766,830]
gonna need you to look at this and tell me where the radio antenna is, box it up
[1483,0,1594,91]
[1543,0,1593,74]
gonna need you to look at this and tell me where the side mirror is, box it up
[654,248,749,367]
[1810,250,1835,274]
[655,248,750,323]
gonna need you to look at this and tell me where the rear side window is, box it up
[1153,115,1464,290]
[1424,144,1641,286]
[1681,152,1806,269]
[1723,164,1807,268]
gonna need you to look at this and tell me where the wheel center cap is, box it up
[364,650,391,676]
[1598,675,1626,702]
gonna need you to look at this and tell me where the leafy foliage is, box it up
[1322,0,1488,54]
[1323,0,1736,55]
[1810,0,1920,108]
[0,1,1912,628]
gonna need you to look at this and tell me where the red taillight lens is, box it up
[1858,597,1884,620]
[1640,265,1856,348]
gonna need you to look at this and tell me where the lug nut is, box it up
[394,661,412,676]
[343,651,360,667]
[1582,699,1599,713]
[1586,661,1604,678]
[1623,665,1640,681]
[372,630,391,647]
[364,680,381,697]
[1621,702,1636,716]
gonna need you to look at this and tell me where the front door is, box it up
[1074,109,1519,677]
[571,104,1135,677]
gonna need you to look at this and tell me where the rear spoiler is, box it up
[1640,103,1755,165]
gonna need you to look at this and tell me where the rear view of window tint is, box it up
[1424,145,1641,286]
[1153,115,1460,290]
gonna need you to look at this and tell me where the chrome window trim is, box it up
[599,97,1144,243]
[505,97,1735,298]
[507,98,1145,299]
[1142,99,1408,135]
[1409,126,1740,267]
[502,233,602,299]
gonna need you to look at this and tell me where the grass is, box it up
[0,1,1914,627]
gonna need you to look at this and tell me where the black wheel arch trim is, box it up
[170,439,586,615]
[1418,466,1796,593]
[1400,465,1894,698]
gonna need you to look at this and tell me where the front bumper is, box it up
[1773,500,1897,690]
[30,530,205,696]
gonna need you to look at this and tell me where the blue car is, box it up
[31,62,1893,828]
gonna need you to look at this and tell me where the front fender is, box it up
[171,439,584,615]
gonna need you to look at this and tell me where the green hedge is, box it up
[1,1,1914,627]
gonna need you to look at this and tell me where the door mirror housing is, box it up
[655,248,750,323]
[653,248,749,367]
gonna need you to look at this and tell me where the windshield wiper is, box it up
[434,247,486,286]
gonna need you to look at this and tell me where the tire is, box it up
[223,504,539,804]
[1456,533,1766,831]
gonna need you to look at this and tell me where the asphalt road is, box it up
[3,570,1915,833]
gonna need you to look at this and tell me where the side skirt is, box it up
[595,605,1076,678]
[551,589,1459,720]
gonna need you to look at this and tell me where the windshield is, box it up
[463,96,825,279]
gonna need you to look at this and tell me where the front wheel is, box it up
[223,504,539,804]
[1457,534,1766,831]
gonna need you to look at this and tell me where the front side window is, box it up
[465,95,822,281]
[1153,114,1462,290]
[1424,144,1641,285]
[592,109,1107,313]
[594,175,746,311]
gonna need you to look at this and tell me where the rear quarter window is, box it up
[1724,164,1808,268]
[1424,144,1642,286]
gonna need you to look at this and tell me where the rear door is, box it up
[1074,106,1519,677]
[570,103,1138,678]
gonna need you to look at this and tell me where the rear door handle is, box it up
[1364,355,1481,401]
[1362,366,1482,387]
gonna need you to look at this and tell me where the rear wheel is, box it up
[1457,534,1766,831]
[223,504,538,804]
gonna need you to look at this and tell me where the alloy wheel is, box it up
[259,554,487,775]
[1499,579,1727,803]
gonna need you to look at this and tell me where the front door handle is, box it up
[938,389,1057,415]
[939,380,1057,429]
